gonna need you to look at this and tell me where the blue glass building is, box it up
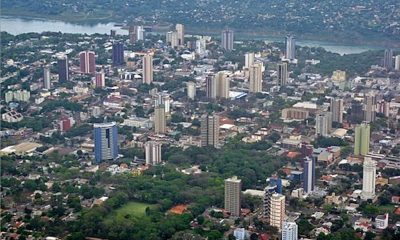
[112,42,124,66]
[94,122,118,164]
[269,177,283,194]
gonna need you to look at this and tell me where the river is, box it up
[1,17,382,55]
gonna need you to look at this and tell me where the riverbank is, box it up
[1,16,397,55]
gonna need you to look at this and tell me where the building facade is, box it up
[215,71,230,99]
[315,112,332,137]
[142,54,153,84]
[79,50,96,74]
[58,56,69,83]
[94,122,119,164]
[270,193,285,231]
[362,157,376,200]
[303,157,315,193]
[206,74,217,99]
[245,52,255,68]
[221,29,234,51]
[330,98,343,124]
[224,176,242,217]
[278,62,288,86]
[354,123,370,156]
[282,221,298,240]
[285,35,296,60]
[43,66,51,89]
[364,93,376,123]
[154,105,166,134]
[175,24,185,46]
[383,49,393,70]
[187,81,196,100]
[249,63,263,93]
[200,114,219,148]
[112,42,124,65]
[145,141,162,165]
[94,72,105,88]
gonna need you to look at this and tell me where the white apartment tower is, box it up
[270,193,285,231]
[245,52,255,68]
[142,54,153,84]
[362,157,376,200]
[145,141,162,165]
[315,112,332,137]
[187,82,196,100]
[249,63,263,93]
[282,221,298,240]
[43,66,51,89]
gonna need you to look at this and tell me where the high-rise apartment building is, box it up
[383,49,393,70]
[377,100,390,117]
[129,26,137,44]
[94,72,105,88]
[364,93,376,123]
[285,35,296,60]
[215,71,230,99]
[142,54,153,84]
[245,52,255,68]
[112,42,124,65]
[94,122,119,164]
[145,141,162,165]
[263,185,278,221]
[330,98,343,124]
[395,55,400,71]
[221,29,234,51]
[196,38,206,56]
[43,66,51,90]
[249,63,263,93]
[200,114,219,148]
[79,51,96,74]
[175,24,185,46]
[155,93,171,113]
[206,74,217,99]
[154,105,166,134]
[278,62,288,86]
[282,222,298,240]
[354,123,370,156]
[57,56,69,83]
[187,81,196,100]
[270,193,285,231]
[166,31,178,48]
[136,26,145,41]
[303,157,315,193]
[224,176,242,217]
[362,157,376,200]
[350,100,364,124]
[315,112,332,137]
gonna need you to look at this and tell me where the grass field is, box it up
[112,201,156,220]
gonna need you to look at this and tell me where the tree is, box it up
[298,218,313,236]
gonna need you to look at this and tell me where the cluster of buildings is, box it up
[1,21,400,240]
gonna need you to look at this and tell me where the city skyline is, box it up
[2,7,400,239]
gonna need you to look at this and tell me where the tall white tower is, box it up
[142,54,153,84]
[362,157,376,200]
[145,141,162,165]
[282,221,298,240]
[245,52,255,68]
[249,63,262,93]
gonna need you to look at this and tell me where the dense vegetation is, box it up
[1,136,287,239]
